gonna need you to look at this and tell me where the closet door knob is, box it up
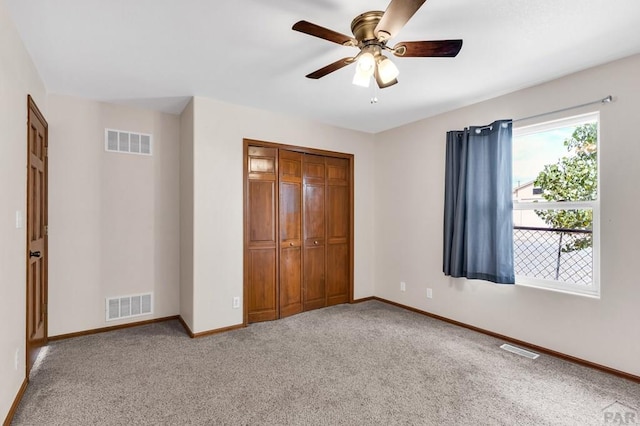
[290,242,294,246]
[314,240,319,245]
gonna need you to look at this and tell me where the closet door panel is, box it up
[327,244,349,305]
[327,185,349,242]
[248,181,276,243]
[304,245,326,310]
[303,155,326,311]
[326,158,350,305]
[280,246,302,316]
[280,183,301,241]
[279,150,303,318]
[248,249,277,323]
[248,146,276,179]
[304,184,325,240]
[303,183,326,310]
[246,146,278,322]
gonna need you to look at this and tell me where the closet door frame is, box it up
[243,139,354,325]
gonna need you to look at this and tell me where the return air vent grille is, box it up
[106,293,153,321]
[500,343,540,359]
[105,129,152,156]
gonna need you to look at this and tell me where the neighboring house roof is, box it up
[513,180,544,203]
[513,180,536,192]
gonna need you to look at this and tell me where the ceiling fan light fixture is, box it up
[377,56,400,84]
[353,51,375,87]
[356,52,375,74]
[352,69,372,87]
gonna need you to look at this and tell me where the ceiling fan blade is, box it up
[374,0,427,40]
[374,67,398,89]
[306,57,355,79]
[393,40,463,57]
[293,21,357,46]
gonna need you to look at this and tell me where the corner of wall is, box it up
[179,98,195,330]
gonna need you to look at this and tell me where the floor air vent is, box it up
[106,293,153,321]
[500,344,540,359]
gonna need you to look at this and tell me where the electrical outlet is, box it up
[232,297,240,309]
[400,281,406,292]
[427,288,433,299]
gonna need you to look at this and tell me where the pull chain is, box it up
[370,80,378,104]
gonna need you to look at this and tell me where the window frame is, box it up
[512,112,600,298]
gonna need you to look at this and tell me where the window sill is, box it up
[515,277,600,299]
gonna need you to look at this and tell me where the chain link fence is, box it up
[513,226,593,285]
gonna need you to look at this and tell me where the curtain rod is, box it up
[512,95,613,124]
[474,95,613,133]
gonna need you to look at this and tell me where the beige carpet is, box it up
[12,301,640,425]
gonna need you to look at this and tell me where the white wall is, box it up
[47,94,181,336]
[0,0,47,420]
[374,54,640,376]
[188,97,376,333]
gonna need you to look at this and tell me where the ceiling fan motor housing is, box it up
[350,11,385,43]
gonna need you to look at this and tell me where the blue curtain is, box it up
[443,120,515,284]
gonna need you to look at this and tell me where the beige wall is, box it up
[47,94,181,336]
[374,54,640,376]
[0,0,47,420]
[179,99,195,330]
[187,97,376,333]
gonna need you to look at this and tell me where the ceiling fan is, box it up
[292,0,463,89]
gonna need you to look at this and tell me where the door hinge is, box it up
[43,303,47,315]
[44,146,48,157]
[44,225,48,236]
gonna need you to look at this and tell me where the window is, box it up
[512,113,599,297]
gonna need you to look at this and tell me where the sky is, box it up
[512,126,575,189]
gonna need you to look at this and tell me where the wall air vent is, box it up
[500,343,540,359]
[106,293,153,321]
[105,129,152,156]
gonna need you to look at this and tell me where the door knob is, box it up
[314,240,319,245]
[29,250,41,258]
[289,242,294,246]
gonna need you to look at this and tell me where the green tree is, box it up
[533,123,597,252]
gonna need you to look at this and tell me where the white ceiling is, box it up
[6,0,640,133]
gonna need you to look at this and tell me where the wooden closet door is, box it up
[279,150,303,318]
[303,154,327,311]
[246,146,278,322]
[326,157,350,306]
[244,139,353,324]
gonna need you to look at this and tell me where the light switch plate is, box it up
[15,210,24,229]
